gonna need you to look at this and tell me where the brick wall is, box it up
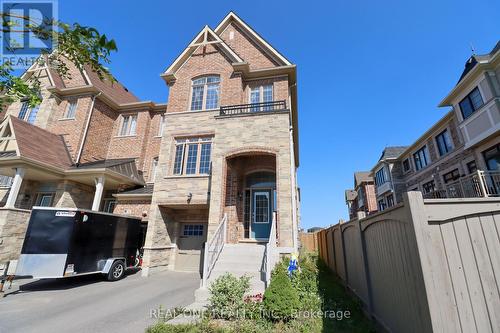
[219,21,279,70]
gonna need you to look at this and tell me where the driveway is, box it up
[0,270,199,333]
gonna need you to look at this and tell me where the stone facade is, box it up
[0,208,31,263]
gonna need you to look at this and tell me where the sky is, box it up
[59,0,500,230]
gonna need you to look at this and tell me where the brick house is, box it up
[345,172,377,219]
[141,12,299,278]
[0,57,167,264]
[0,12,300,288]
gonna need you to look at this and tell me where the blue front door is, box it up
[251,189,272,239]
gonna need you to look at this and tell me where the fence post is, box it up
[357,217,374,315]
[477,170,489,197]
[338,219,349,287]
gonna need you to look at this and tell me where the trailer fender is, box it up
[100,258,126,274]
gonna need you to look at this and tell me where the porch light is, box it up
[187,192,193,203]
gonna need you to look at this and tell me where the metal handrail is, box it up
[219,100,287,116]
[263,212,277,287]
[202,213,227,287]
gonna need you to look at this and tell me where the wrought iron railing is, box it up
[263,212,277,287]
[202,213,227,287]
[219,100,287,116]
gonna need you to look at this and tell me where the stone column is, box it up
[91,176,105,211]
[5,168,25,208]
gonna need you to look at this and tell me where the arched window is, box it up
[190,75,220,111]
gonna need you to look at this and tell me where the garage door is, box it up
[175,224,207,273]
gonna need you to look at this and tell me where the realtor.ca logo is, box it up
[1,0,58,69]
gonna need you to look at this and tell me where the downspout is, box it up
[75,92,101,165]
[288,84,299,253]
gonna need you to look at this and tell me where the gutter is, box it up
[76,92,101,165]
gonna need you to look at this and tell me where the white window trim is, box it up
[61,98,78,120]
[172,137,212,176]
[189,76,221,111]
[149,157,159,183]
[117,114,138,137]
[156,114,166,137]
[248,84,274,104]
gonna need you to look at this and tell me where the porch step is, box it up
[194,243,268,304]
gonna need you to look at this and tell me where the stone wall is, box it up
[0,208,31,264]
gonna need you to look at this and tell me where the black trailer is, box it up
[15,207,142,281]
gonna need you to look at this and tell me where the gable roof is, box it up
[9,116,73,169]
[345,189,357,202]
[162,25,244,82]
[214,12,292,67]
[83,65,139,104]
[379,146,408,161]
[354,172,373,187]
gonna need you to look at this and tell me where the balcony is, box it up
[459,97,500,149]
[423,170,500,199]
[219,100,287,116]
[376,181,392,196]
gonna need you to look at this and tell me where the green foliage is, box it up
[263,268,300,322]
[0,12,118,108]
[208,273,250,320]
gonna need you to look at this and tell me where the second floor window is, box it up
[436,129,453,156]
[459,87,483,120]
[173,137,212,175]
[19,102,40,124]
[402,159,411,173]
[386,194,394,207]
[190,76,220,111]
[375,167,387,186]
[63,99,78,119]
[250,84,273,111]
[413,146,430,171]
[119,114,137,136]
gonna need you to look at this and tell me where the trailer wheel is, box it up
[107,260,125,281]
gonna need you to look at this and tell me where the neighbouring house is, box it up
[0,12,300,295]
[0,57,166,264]
[371,146,408,211]
[354,41,500,213]
[345,171,377,219]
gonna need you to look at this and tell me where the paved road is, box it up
[0,270,199,333]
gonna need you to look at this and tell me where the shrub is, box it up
[208,273,250,320]
[263,268,300,322]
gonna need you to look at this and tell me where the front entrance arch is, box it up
[223,153,277,243]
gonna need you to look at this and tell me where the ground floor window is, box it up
[483,144,500,171]
[102,199,116,213]
[378,199,386,211]
[422,180,436,194]
[443,169,460,184]
[183,224,204,237]
[386,194,394,207]
[467,160,477,174]
[36,192,54,207]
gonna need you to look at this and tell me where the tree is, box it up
[0,12,117,108]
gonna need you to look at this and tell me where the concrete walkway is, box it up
[0,270,199,333]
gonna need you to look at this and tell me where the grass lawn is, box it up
[147,253,377,333]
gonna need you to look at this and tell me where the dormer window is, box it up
[190,75,220,111]
[459,87,483,119]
